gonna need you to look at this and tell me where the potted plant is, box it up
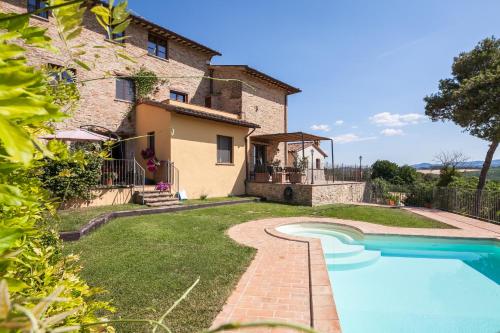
[289,157,308,184]
[155,181,171,192]
[271,160,286,183]
[254,164,270,183]
[103,171,117,186]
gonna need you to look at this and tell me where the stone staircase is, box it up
[135,189,182,208]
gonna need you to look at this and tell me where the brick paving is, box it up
[212,210,499,333]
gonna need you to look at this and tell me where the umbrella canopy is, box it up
[40,129,113,142]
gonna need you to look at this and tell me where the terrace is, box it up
[247,132,367,205]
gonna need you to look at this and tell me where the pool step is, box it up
[324,243,365,258]
[326,250,381,270]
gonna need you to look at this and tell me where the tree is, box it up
[433,151,469,187]
[371,160,399,182]
[424,37,500,191]
[397,165,418,185]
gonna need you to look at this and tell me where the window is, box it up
[316,158,321,169]
[48,64,75,83]
[115,78,135,102]
[148,34,168,59]
[27,0,49,19]
[147,131,155,153]
[205,96,212,108]
[170,90,187,103]
[217,135,233,164]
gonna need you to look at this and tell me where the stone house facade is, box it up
[2,1,303,195]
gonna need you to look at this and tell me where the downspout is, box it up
[245,127,257,184]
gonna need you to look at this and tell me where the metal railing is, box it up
[364,182,500,224]
[156,160,179,193]
[99,158,145,191]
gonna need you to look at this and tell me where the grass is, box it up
[63,202,451,333]
[57,203,147,231]
[58,197,257,232]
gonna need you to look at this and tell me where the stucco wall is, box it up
[1,0,213,138]
[171,114,249,199]
[246,182,366,206]
[61,188,133,209]
[135,104,172,180]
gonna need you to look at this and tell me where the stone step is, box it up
[137,190,174,196]
[138,192,174,199]
[143,197,178,204]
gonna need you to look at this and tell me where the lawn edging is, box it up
[60,198,259,241]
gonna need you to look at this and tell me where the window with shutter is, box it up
[217,135,233,164]
[115,78,135,102]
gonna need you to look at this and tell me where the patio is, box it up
[247,132,366,205]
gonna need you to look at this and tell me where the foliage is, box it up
[0,0,133,330]
[394,165,418,185]
[437,166,461,187]
[404,181,435,206]
[294,157,309,172]
[424,37,500,190]
[132,67,162,100]
[371,160,399,182]
[38,148,104,202]
[448,176,500,192]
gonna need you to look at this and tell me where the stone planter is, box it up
[255,172,270,183]
[289,172,305,184]
[272,172,286,183]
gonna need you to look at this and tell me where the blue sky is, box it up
[128,0,499,165]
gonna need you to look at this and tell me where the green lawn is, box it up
[57,203,147,232]
[63,202,450,333]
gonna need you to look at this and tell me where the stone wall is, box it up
[1,0,213,138]
[246,182,366,206]
[60,188,134,209]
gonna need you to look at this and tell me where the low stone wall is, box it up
[246,181,366,206]
[60,187,134,209]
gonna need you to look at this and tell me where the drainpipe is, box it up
[245,127,257,184]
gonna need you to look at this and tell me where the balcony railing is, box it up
[251,165,370,184]
[99,159,145,190]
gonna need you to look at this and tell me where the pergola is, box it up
[250,131,334,168]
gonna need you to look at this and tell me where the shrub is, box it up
[38,149,103,202]
[371,160,399,182]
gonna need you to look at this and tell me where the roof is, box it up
[250,132,331,142]
[209,65,301,94]
[93,1,221,57]
[288,142,328,157]
[139,100,260,128]
[40,129,113,142]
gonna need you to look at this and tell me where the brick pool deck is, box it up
[211,208,500,333]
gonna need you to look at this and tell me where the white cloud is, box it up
[332,133,377,144]
[381,128,404,136]
[335,120,344,126]
[351,125,358,129]
[310,124,330,132]
[369,112,425,127]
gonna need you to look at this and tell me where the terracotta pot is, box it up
[289,172,305,184]
[255,172,270,183]
[388,199,395,206]
[424,202,432,209]
[106,178,113,186]
[272,172,286,183]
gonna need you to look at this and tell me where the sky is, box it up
[128,0,500,166]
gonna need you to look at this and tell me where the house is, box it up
[4,0,318,199]
[287,142,329,170]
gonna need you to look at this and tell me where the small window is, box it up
[115,78,135,102]
[147,131,155,153]
[47,64,75,83]
[27,0,49,19]
[170,90,187,103]
[316,158,321,169]
[148,34,168,59]
[217,135,233,164]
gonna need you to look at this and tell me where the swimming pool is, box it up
[276,223,500,333]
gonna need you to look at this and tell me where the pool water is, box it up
[276,223,500,333]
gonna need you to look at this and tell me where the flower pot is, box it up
[289,172,305,184]
[272,172,286,183]
[255,172,270,183]
[388,200,395,206]
[424,202,432,209]
[106,178,113,186]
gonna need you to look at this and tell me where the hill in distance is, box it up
[412,159,500,170]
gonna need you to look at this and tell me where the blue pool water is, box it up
[276,223,500,333]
